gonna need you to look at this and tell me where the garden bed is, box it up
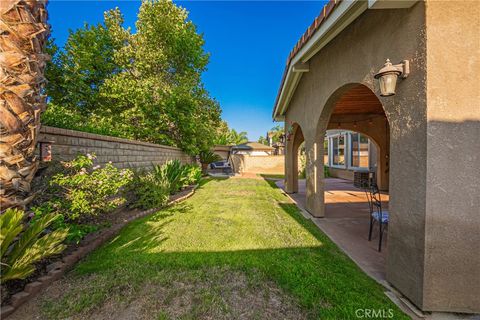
[0,184,198,318]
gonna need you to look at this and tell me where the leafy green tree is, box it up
[268,125,284,144]
[214,121,248,145]
[44,2,222,155]
[46,8,127,115]
[258,125,284,146]
[258,135,268,145]
[101,1,220,154]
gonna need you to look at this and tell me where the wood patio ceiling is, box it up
[332,84,384,115]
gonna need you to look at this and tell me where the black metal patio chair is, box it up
[366,183,389,252]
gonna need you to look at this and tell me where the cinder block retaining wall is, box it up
[231,154,285,174]
[38,126,194,169]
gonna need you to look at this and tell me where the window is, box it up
[350,133,369,168]
[332,135,345,166]
[324,138,329,165]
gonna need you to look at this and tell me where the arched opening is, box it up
[307,83,392,265]
[324,84,390,191]
[285,123,304,194]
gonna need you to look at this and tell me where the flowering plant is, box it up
[48,154,133,220]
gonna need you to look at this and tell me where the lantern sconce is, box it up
[374,59,409,97]
[39,141,53,162]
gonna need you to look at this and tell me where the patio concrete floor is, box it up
[276,178,389,284]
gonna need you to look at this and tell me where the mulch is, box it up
[1,184,197,307]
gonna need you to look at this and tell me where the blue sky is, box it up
[47,1,327,140]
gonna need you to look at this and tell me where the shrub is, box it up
[198,151,222,164]
[154,160,185,194]
[182,164,202,186]
[129,161,201,209]
[30,206,100,244]
[0,209,68,283]
[49,154,133,221]
[129,171,170,209]
[198,151,221,174]
[324,165,330,178]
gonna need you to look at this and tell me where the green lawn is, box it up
[257,173,285,180]
[34,178,407,319]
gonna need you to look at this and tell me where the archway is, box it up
[314,83,390,192]
[297,82,393,273]
[285,123,304,194]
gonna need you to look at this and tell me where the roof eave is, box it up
[272,0,419,121]
[273,0,367,121]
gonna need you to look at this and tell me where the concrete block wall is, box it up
[231,154,285,174]
[38,126,194,169]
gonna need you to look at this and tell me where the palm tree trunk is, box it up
[0,0,49,211]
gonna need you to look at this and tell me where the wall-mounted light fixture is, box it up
[39,141,53,162]
[374,59,409,97]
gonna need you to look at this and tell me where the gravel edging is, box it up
[1,184,199,319]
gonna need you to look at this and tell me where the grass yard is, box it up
[257,173,285,180]
[12,178,408,320]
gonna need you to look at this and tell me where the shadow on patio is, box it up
[275,178,388,284]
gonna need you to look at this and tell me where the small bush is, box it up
[49,154,133,220]
[198,151,222,174]
[182,164,202,186]
[154,160,185,194]
[0,209,68,283]
[129,161,201,209]
[324,165,330,178]
[129,171,170,209]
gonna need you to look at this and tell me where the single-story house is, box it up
[272,0,479,314]
[231,142,275,156]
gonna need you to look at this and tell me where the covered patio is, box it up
[276,178,388,283]
[271,0,479,314]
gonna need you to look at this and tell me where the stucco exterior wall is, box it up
[423,1,480,312]
[282,1,480,313]
[38,126,193,169]
[284,2,429,309]
[231,154,284,174]
[327,167,354,181]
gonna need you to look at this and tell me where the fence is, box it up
[37,126,193,169]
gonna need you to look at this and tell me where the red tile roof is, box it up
[274,0,341,116]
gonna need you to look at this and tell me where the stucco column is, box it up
[418,1,480,312]
[285,135,296,193]
[305,137,324,217]
[376,142,389,191]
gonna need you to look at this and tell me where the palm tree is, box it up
[198,150,222,174]
[229,129,248,145]
[0,0,49,211]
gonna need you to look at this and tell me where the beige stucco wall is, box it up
[284,2,431,311]
[422,1,480,312]
[283,1,480,313]
[327,167,354,181]
[231,154,284,174]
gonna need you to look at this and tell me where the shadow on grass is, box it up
[258,173,285,181]
[197,176,229,190]
[75,188,407,320]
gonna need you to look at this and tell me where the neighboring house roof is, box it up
[213,145,233,151]
[232,142,274,151]
[272,0,417,121]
